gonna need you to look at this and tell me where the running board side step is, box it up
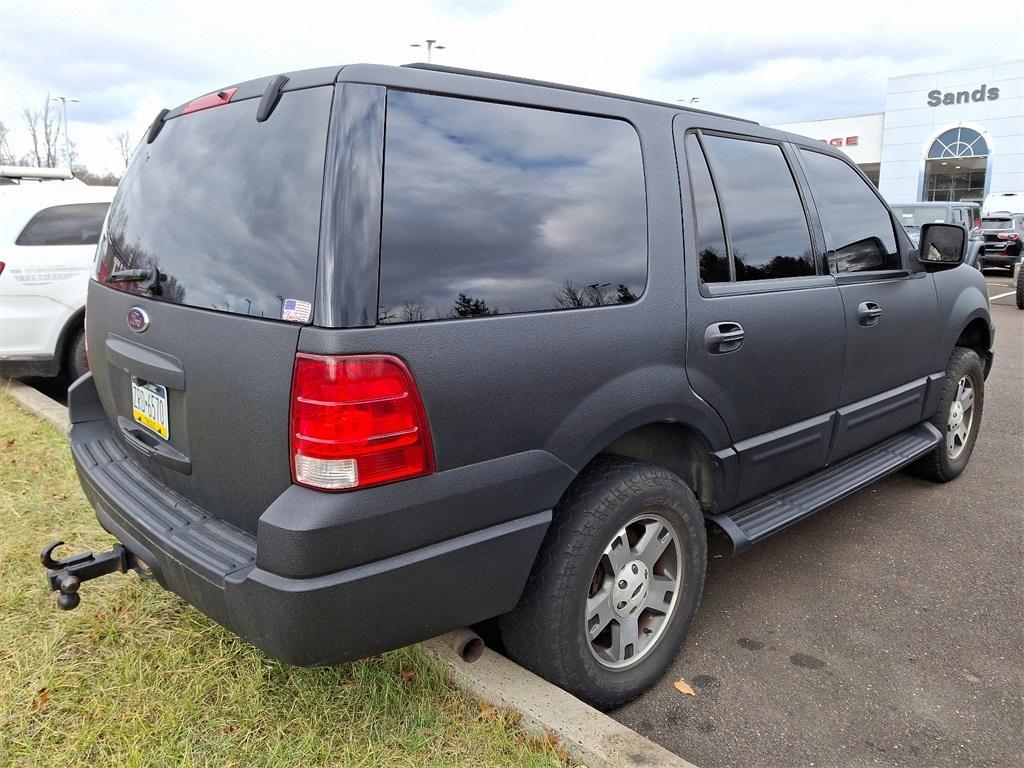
[711,421,942,554]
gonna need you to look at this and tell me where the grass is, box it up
[0,392,567,767]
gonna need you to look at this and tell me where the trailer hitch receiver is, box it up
[40,540,131,610]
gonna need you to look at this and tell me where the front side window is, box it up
[702,135,815,281]
[378,92,647,322]
[800,149,899,273]
[16,203,110,246]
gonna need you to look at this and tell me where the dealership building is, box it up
[774,61,1023,206]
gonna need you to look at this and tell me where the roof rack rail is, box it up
[0,165,75,180]
[401,63,758,125]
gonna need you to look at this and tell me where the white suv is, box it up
[0,168,115,380]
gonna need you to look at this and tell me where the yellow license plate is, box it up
[131,378,169,440]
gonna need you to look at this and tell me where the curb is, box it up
[3,377,697,768]
[2,377,70,432]
[425,633,697,768]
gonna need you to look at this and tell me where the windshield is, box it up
[98,87,331,320]
[891,206,950,228]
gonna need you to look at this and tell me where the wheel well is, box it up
[596,422,716,512]
[56,308,85,366]
[955,318,990,358]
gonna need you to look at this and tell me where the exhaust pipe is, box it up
[439,628,485,663]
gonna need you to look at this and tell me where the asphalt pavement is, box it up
[614,273,1023,767]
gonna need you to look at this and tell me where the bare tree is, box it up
[64,138,78,168]
[551,279,589,309]
[0,120,13,164]
[113,130,133,169]
[22,96,60,167]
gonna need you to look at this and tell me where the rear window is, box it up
[891,206,950,227]
[377,92,647,323]
[99,87,332,320]
[982,218,1013,230]
[16,203,110,246]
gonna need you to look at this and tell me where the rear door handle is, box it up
[705,321,744,353]
[857,301,882,326]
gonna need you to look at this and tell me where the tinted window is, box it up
[684,134,729,283]
[891,205,951,227]
[800,150,899,273]
[99,87,331,319]
[16,203,110,246]
[378,92,647,323]
[703,136,815,280]
[982,218,1013,230]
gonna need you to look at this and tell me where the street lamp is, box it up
[51,95,80,169]
[410,39,446,63]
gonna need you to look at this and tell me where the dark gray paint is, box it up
[69,63,994,668]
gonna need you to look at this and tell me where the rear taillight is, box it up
[0,262,5,276]
[289,354,434,491]
[997,233,1019,241]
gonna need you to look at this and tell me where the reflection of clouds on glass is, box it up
[103,88,331,319]
[379,91,648,322]
[703,135,815,281]
[799,150,898,273]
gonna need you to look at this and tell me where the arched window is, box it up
[928,127,988,159]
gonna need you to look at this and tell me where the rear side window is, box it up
[99,87,332,319]
[799,149,899,273]
[702,135,815,281]
[16,203,110,246]
[378,92,647,323]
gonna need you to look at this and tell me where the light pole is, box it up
[410,39,445,63]
[51,95,80,168]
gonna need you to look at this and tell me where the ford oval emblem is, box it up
[127,307,149,333]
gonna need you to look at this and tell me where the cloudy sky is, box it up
[0,0,1013,174]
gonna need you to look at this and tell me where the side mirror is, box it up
[917,222,966,266]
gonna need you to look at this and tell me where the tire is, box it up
[66,328,88,382]
[1016,267,1023,310]
[907,347,984,482]
[500,456,707,710]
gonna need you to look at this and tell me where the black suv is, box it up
[979,212,1024,272]
[50,64,994,710]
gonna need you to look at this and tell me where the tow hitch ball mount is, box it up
[40,540,132,610]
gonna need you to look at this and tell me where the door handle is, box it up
[857,301,882,326]
[705,321,744,353]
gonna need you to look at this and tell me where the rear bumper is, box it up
[981,247,1022,265]
[68,373,560,665]
[0,355,60,378]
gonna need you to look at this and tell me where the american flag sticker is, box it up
[281,299,312,323]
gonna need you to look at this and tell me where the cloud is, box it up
[0,0,1013,172]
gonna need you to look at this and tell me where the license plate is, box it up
[131,378,169,440]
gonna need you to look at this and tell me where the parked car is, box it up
[890,201,985,269]
[979,213,1024,273]
[0,168,115,380]
[983,192,1024,217]
[43,64,993,710]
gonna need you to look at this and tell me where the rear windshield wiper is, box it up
[107,268,152,283]
[106,267,161,295]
